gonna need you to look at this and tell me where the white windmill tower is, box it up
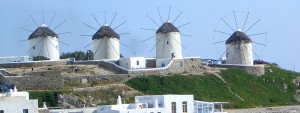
[82,12,127,60]
[28,24,60,60]
[213,11,267,65]
[24,11,69,61]
[92,24,120,60]
[225,29,253,65]
[156,21,182,59]
[141,6,189,59]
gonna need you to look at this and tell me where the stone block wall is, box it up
[213,64,265,76]
[128,57,202,75]
[63,74,131,84]
[0,60,68,68]
[0,71,64,90]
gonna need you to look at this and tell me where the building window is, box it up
[23,109,28,113]
[0,110,4,113]
[136,61,139,65]
[182,101,187,113]
[33,46,35,50]
[167,41,169,44]
[171,102,176,113]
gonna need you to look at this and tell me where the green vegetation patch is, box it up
[29,90,59,107]
[126,65,300,108]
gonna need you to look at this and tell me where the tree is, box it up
[33,56,50,61]
[60,50,94,61]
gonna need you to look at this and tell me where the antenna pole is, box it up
[242,12,249,31]
[157,7,163,24]
[233,11,238,30]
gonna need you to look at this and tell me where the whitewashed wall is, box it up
[93,37,120,60]
[156,32,182,59]
[28,36,60,61]
[226,42,253,65]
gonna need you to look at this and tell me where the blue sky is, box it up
[0,0,300,72]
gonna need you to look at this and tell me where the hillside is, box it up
[125,64,300,108]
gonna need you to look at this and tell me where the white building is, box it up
[97,95,227,113]
[49,94,227,113]
[156,21,183,59]
[92,25,120,60]
[119,57,146,69]
[0,56,30,63]
[0,87,39,113]
[225,30,253,65]
[28,24,60,61]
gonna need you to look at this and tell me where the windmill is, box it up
[141,6,190,59]
[213,11,267,65]
[22,11,70,61]
[82,11,128,60]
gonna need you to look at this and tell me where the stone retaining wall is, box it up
[0,71,64,90]
[0,60,68,68]
[63,74,130,84]
[213,64,265,76]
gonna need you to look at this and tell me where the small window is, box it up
[33,46,35,50]
[161,63,165,67]
[182,101,187,113]
[167,41,169,44]
[179,62,183,68]
[171,102,176,113]
[0,110,4,113]
[23,109,28,113]
[136,61,139,65]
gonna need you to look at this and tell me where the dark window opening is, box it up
[0,110,4,113]
[23,109,28,113]
[182,101,187,113]
[167,41,169,44]
[33,46,35,50]
[171,102,176,113]
[137,61,139,65]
